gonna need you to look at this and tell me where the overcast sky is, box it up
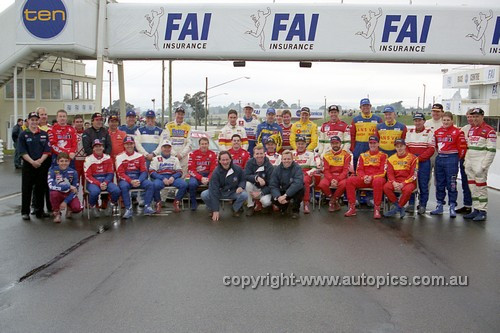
[2,0,497,111]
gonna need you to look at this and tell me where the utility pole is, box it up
[108,69,112,112]
[324,96,327,121]
[169,60,173,122]
[422,84,426,112]
[204,77,208,131]
[161,60,165,125]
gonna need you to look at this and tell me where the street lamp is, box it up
[204,76,250,131]
[208,92,229,99]
[151,98,156,112]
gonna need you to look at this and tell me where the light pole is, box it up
[151,98,156,112]
[205,76,250,131]
[422,84,426,112]
[324,96,327,121]
[107,69,112,112]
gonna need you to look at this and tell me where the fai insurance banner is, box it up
[107,3,500,64]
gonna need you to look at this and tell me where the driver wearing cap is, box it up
[116,136,156,219]
[318,136,352,212]
[383,139,418,218]
[84,138,121,218]
[164,107,192,176]
[345,135,387,219]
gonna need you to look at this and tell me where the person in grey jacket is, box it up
[244,145,274,216]
[270,150,305,218]
[201,151,248,221]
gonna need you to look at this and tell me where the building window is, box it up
[89,83,95,100]
[73,81,80,99]
[5,79,35,99]
[62,79,73,100]
[41,79,61,100]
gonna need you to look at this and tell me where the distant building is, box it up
[442,66,500,129]
[0,56,96,147]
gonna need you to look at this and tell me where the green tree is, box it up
[266,99,289,109]
[110,99,135,114]
[184,91,206,126]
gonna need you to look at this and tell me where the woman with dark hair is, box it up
[201,151,248,221]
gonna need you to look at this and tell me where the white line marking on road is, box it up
[0,192,21,202]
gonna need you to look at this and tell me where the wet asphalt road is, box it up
[0,157,499,332]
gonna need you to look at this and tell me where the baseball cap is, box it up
[175,107,185,113]
[470,108,484,115]
[413,112,426,120]
[244,105,254,110]
[265,137,276,144]
[368,136,379,142]
[92,139,103,147]
[394,138,406,146]
[28,111,40,119]
[300,106,311,114]
[383,106,395,113]
[431,103,444,111]
[360,98,371,106]
[161,139,172,146]
[91,112,103,120]
[296,136,307,142]
[328,105,339,112]
[108,115,120,122]
[266,108,276,115]
[330,135,342,142]
[126,110,136,117]
[145,110,156,118]
[123,136,135,144]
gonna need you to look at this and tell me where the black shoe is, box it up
[22,214,30,220]
[291,211,299,219]
[36,212,50,219]
[233,207,244,217]
[30,209,37,215]
[456,206,472,214]
[245,208,255,217]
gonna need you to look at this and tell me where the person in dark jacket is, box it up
[270,150,305,218]
[12,118,23,168]
[244,145,274,216]
[82,112,112,156]
[18,112,52,220]
[201,151,248,221]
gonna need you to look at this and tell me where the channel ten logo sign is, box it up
[22,0,67,39]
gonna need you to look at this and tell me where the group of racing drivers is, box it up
[17,98,496,223]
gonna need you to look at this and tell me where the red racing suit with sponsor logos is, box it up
[188,149,217,181]
[229,148,250,169]
[48,123,78,156]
